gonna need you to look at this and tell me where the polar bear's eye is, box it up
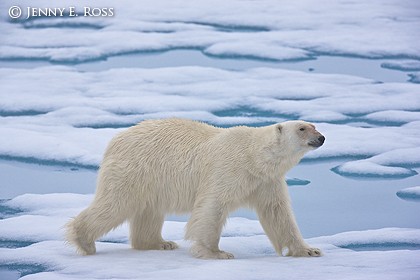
[299,127,305,131]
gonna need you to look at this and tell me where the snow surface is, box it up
[0,0,420,178]
[381,60,420,72]
[409,73,420,83]
[1,0,420,279]
[1,66,420,178]
[397,186,420,201]
[1,0,420,62]
[1,194,420,280]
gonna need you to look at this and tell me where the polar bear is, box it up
[66,118,325,259]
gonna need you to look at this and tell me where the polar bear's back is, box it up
[97,119,222,212]
[105,118,221,166]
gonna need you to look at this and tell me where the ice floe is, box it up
[0,193,420,280]
[1,0,419,279]
[1,66,419,178]
[397,186,420,202]
[381,60,420,72]
[408,73,420,83]
[1,0,420,63]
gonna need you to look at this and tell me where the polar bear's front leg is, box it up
[251,180,322,257]
[185,195,233,259]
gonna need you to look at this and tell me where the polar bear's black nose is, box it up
[308,135,325,148]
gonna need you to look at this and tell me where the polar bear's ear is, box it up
[276,124,282,133]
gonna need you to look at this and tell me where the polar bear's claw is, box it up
[308,248,322,257]
[190,244,234,259]
[288,247,322,257]
[218,251,235,259]
[160,241,179,250]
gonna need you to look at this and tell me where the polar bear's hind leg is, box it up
[66,202,128,255]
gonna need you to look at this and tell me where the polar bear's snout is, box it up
[309,134,325,148]
[317,135,326,146]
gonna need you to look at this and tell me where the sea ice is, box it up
[1,0,419,62]
[1,66,419,178]
[0,193,419,280]
[1,0,419,279]
[381,60,420,72]
[0,0,419,179]
[408,73,420,83]
[332,161,417,178]
[397,186,420,202]
[365,110,420,125]
[331,147,420,178]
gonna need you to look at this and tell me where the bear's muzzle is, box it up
[308,135,325,148]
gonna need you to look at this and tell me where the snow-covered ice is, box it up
[1,66,419,178]
[397,186,420,202]
[1,0,420,279]
[0,194,420,280]
[381,60,420,72]
[409,73,420,83]
[1,0,419,62]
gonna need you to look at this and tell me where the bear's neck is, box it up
[274,152,303,176]
[247,145,305,180]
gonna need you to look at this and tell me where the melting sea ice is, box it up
[1,0,420,279]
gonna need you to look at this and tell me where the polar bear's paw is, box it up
[160,241,179,250]
[132,240,178,250]
[75,238,96,256]
[191,244,234,259]
[287,246,322,257]
[216,250,235,259]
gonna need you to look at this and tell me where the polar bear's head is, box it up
[254,120,325,175]
[276,120,325,153]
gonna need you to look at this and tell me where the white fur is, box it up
[66,118,324,259]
